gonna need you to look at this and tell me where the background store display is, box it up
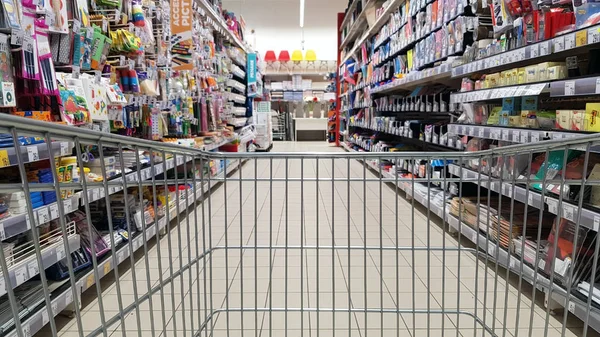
[338,0,600,332]
[0,0,262,335]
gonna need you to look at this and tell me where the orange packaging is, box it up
[11,111,52,121]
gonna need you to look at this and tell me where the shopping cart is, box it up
[2,113,600,337]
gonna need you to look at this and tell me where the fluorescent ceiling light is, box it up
[300,0,305,27]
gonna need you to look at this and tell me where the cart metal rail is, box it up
[1,114,600,337]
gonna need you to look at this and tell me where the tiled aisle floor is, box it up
[46,142,595,337]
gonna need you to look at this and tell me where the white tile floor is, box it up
[40,142,597,337]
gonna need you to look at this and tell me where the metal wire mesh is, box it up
[1,114,600,337]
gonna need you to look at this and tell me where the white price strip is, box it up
[28,261,39,278]
[564,81,576,96]
[15,266,27,286]
[594,216,600,231]
[565,33,576,50]
[478,127,485,138]
[37,207,49,225]
[42,308,49,325]
[64,199,72,213]
[528,193,534,206]
[49,203,59,219]
[520,131,528,143]
[553,36,565,52]
[512,132,519,142]
[564,205,574,220]
[540,41,550,56]
[502,129,509,141]
[60,142,70,156]
[119,250,127,263]
[0,223,5,240]
[530,44,540,58]
[588,26,600,44]
[0,277,4,295]
[568,301,576,314]
[27,146,39,162]
[56,245,65,260]
[10,28,23,46]
[65,289,73,304]
[596,78,600,94]
[531,133,540,142]
[547,198,558,214]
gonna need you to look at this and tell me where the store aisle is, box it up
[53,142,590,337]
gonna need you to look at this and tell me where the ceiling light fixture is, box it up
[300,0,305,27]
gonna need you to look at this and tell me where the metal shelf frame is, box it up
[342,146,600,332]
[8,159,247,337]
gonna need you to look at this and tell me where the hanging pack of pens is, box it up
[36,21,59,95]
[200,96,208,132]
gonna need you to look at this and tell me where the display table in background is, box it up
[293,118,328,141]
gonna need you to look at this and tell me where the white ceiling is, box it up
[223,0,347,60]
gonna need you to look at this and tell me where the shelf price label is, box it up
[540,41,550,56]
[530,44,540,58]
[28,261,39,278]
[588,26,600,44]
[14,266,27,286]
[501,129,509,141]
[56,245,65,260]
[565,81,576,96]
[37,207,49,225]
[60,142,70,156]
[520,131,528,143]
[565,33,576,50]
[27,146,39,162]
[553,36,565,52]
[595,78,600,94]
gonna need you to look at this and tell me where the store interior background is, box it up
[223,0,346,60]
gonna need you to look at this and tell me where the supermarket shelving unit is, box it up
[338,0,600,331]
[0,0,256,333]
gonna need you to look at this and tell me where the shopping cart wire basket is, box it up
[1,114,600,337]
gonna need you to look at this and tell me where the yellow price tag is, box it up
[86,275,94,288]
[103,262,111,275]
[576,30,587,47]
[0,150,9,168]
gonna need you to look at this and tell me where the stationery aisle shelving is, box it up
[0,0,258,334]
[338,0,600,332]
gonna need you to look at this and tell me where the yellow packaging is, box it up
[525,65,538,83]
[508,115,522,126]
[510,68,519,85]
[517,68,526,84]
[537,62,565,81]
[547,65,567,80]
[486,73,500,88]
[585,103,600,132]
